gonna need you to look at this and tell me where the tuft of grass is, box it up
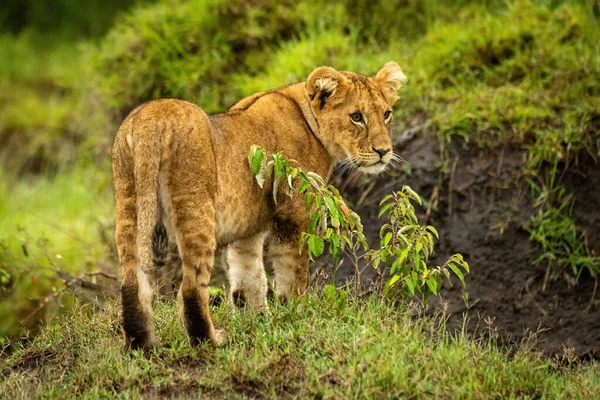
[1,291,599,398]
[529,189,600,284]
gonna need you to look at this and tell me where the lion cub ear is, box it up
[374,61,407,105]
[306,66,346,111]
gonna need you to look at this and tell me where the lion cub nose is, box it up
[373,147,392,160]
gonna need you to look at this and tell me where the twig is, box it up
[587,277,598,313]
[339,170,361,193]
[356,181,376,208]
[358,180,402,208]
[496,146,505,178]
[447,157,459,219]
[85,271,118,280]
[19,269,117,325]
[20,275,80,325]
[424,186,439,224]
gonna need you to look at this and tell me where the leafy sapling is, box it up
[248,146,469,301]
[369,188,469,301]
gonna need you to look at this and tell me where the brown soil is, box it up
[330,135,600,359]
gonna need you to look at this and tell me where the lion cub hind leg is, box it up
[269,212,310,301]
[113,148,161,350]
[227,232,268,310]
[269,240,309,301]
[166,156,220,346]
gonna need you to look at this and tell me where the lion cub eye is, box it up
[384,110,392,120]
[350,112,363,123]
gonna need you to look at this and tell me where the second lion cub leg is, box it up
[269,213,310,301]
[166,157,221,345]
[227,232,268,310]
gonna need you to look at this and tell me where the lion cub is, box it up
[112,62,407,349]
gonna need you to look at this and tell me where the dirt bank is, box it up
[334,135,600,359]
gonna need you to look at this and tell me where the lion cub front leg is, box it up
[227,232,268,310]
[269,214,310,301]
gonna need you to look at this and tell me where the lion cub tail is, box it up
[134,138,161,273]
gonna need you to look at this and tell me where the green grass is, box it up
[528,189,600,284]
[1,291,599,398]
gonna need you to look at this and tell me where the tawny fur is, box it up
[112,62,407,349]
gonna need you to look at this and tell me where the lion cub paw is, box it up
[214,329,229,347]
[126,338,163,352]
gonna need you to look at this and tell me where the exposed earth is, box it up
[328,131,600,359]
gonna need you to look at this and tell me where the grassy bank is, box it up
[1,291,599,398]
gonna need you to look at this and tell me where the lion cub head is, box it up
[305,62,407,174]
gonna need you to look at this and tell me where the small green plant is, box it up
[249,146,469,301]
[528,192,600,285]
[369,190,468,300]
[526,165,600,289]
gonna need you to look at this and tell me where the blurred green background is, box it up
[0,0,598,344]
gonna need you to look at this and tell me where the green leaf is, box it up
[272,153,285,178]
[426,276,438,294]
[379,193,394,205]
[331,215,340,228]
[448,262,465,285]
[403,185,422,205]
[372,254,381,270]
[378,202,395,218]
[379,224,390,239]
[398,248,409,267]
[331,233,341,251]
[380,249,388,263]
[383,232,393,246]
[387,274,400,289]
[342,231,352,246]
[426,233,435,253]
[308,214,319,234]
[442,267,451,281]
[407,208,418,224]
[426,226,439,239]
[308,235,325,257]
[411,271,418,289]
[299,181,310,194]
[305,192,314,210]
[250,147,265,176]
[306,171,325,185]
[391,257,400,275]
[414,250,421,271]
[324,197,338,218]
[404,275,415,295]
[463,260,470,273]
